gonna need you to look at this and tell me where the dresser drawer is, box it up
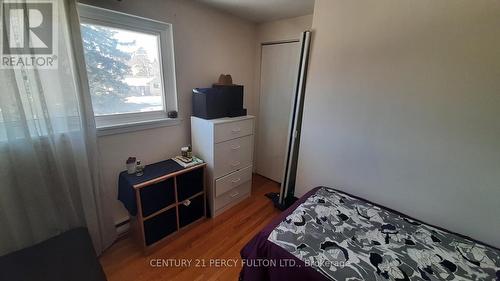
[214,180,251,211]
[214,118,253,143]
[214,135,253,178]
[215,165,252,197]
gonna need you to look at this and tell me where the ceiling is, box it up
[197,0,315,23]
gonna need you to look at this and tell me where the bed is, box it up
[240,187,500,281]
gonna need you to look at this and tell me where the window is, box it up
[78,4,177,131]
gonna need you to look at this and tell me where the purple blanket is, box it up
[240,187,327,281]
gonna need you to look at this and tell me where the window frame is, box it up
[77,4,179,133]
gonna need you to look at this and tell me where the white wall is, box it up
[78,0,257,223]
[257,14,313,43]
[297,0,500,247]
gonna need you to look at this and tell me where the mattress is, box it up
[240,187,500,281]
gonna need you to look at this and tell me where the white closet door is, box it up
[256,42,301,182]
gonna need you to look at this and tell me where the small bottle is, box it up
[136,161,144,176]
[181,146,189,158]
[126,157,136,174]
[187,145,192,158]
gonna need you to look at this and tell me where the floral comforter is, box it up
[268,187,500,280]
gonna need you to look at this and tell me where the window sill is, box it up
[96,118,182,137]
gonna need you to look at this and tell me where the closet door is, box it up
[256,42,301,182]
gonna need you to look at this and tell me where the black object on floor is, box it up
[265,192,298,211]
[0,227,107,281]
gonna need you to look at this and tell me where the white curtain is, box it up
[0,0,116,255]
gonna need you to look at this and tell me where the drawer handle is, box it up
[231,178,241,184]
[230,161,241,167]
[230,192,240,198]
[182,199,191,206]
[231,128,241,133]
[231,145,241,150]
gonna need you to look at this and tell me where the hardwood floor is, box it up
[100,174,281,281]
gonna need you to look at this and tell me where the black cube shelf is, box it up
[127,161,206,250]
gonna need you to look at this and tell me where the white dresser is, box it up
[191,115,255,217]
